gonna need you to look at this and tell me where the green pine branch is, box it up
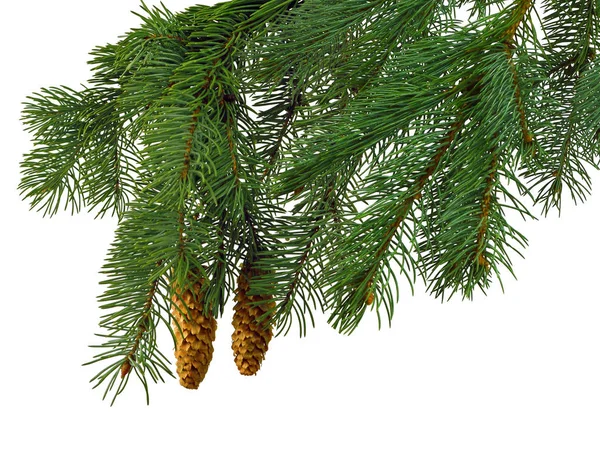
[19,0,600,402]
[523,0,599,213]
[20,85,136,218]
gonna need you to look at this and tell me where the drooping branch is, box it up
[359,76,484,304]
[272,181,337,335]
[503,0,534,145]
[178,107,201,258]
[260,91,299,181]
[475,150,498,270]
[120,263,162,379]
[526,0,598,213]
[504,44,534,144]
[361,112,467,303]
[20,0,600,405]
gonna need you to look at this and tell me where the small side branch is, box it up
[181,108,200,181]
[503,0,535,145]
[279,183,336,318]
[476,151,498,270]
[120,262,162,379]
[354,76,483,306]
[261,94,298,181]
[504,0,532,43]
[225,115,241,185]
[178,107,201,257]
[504,44,534,144]
[534,0,597,211]
[281,226,320,313]
[547,49,597,76]
[365,114,467,299]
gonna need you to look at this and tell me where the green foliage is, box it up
[523,0,600,213]
[20,0,600,402]
[20,85,135,217]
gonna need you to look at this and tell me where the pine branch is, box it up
[81,0,301,402]
[572,60,600,157]
[379,116,467,259]
[19,0,600,403]
[524,0,599,213]
[85,206,177,404]
[504,0,532,41]
[20,86,136,218]
[420,58,534,299]
[274,225,320,335]
[271,183,338,335]
[291,22,523,326]
[325,79,475,332]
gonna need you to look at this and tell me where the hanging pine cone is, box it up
[231,264,275,376]
[171,277,217,389]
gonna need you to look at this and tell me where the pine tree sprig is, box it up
[522,0,599,214]
[20,0,600,402]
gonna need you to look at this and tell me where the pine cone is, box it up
[231,265,275,376]
[172,278,217,389]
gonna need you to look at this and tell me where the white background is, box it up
[1,1,599,467]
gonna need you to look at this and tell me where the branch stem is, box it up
[503,0,534,145]
[476,151,498,269]
[120,262,162,379]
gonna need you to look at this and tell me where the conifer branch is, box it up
[524,0,599,213]
[546,49,597,76]
[277,228,318,332]
[254,47,382,334]
[20,86,135,217]
[20,0,600,402]
[87,230,174,405]
[354,74,483,310]
[363,113,467,303]
[544,70,593,213]
[464,1,534,276]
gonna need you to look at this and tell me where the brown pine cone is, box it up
[231,265,275,376]
[172,278,217,389]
